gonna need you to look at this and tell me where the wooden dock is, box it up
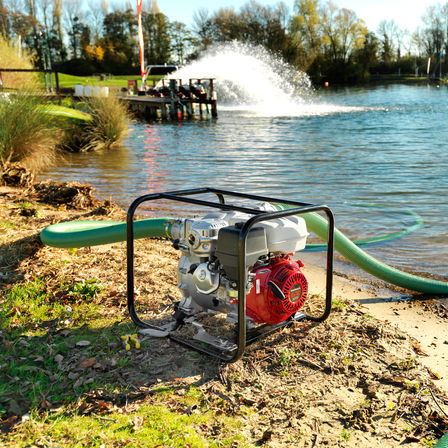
[121,95,217,121]
[120,78,218,121]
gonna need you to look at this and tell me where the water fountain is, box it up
[172,41,363,117]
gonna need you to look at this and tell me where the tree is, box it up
[142,8,171,64]
[377,20,400,63]
[169,20,197,65]
[421,5,445,56]
[51,0,66,62]
[64,0,85,58]
[0,0,10,38]
[192,7,213,50]
[321,2,367,63]
[291,0,324,69]
[87,0,108,41]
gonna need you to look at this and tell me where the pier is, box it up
[120,78,218,121]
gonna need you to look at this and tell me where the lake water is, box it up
[41,83,448,278]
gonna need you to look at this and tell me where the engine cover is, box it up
[246,256,308,324]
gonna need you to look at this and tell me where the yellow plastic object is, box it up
[121,334,140,350]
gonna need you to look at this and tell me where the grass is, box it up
[0,276,249,448]
[0,91,130,168]
[0,92,61,171]
[4,394,249,448]
[55,73,163,89]
[77,95,131,151]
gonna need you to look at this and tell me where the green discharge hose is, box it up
[275,204,448,295]
[40,207,448,294]
[40,218,175,249]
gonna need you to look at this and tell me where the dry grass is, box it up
[0,37,38,90]
[0,92,61,171]
[79,95,131,151]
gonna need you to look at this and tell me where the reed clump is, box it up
[0,93,61,171]
[77,95,131,151]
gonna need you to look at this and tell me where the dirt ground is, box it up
[1,176,448,447]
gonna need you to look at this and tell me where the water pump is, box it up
[171,206,309,326]
[127,188,334,362]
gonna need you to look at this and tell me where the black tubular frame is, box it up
[127,188,334,362]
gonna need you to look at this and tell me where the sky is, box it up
[156,0,439,33]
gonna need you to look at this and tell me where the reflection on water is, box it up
[41,84,448,276]
[141,125,168,194]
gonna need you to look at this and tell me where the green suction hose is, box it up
[435,433,448,448]
[40,206,448,294]
[40,218,175,249]
[275,204,448,295]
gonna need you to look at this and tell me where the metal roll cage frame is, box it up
[127,188,334,362]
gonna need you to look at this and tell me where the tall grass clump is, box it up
[0,36,38,89]
[0,93,61,170]
[79,95,131,151]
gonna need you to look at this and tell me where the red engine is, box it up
[246,256,308,325]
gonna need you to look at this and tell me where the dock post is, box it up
[169,100,176,120]
[161,103,167,120]
[186,102,192,119]
[211,100,218,118]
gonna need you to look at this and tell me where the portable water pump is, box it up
[127,188,334,362]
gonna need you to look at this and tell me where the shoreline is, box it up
[301,252,448,392]
[1,178,448,446]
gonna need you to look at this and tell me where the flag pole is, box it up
[137,0,146,91]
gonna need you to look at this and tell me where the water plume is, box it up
[172,41,363,117]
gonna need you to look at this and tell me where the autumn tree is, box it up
[291,0,323,69]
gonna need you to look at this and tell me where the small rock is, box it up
[76,340,91,347]
[54,354,64,363]
[21,413,31,423]
[73,378,84,388]
[139,328,169,338]
[68,372,79,380]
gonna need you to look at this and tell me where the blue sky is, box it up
[156,0,439,33]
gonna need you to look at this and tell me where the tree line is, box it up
[1,0,448,83]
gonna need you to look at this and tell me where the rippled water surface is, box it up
[42,84,448,276]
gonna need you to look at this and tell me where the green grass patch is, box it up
[54,73,163,89]
[0,277,104,336]
[0,220,16,229]
[3,396,249,448]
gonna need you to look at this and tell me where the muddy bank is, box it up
[1,180,447,447]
